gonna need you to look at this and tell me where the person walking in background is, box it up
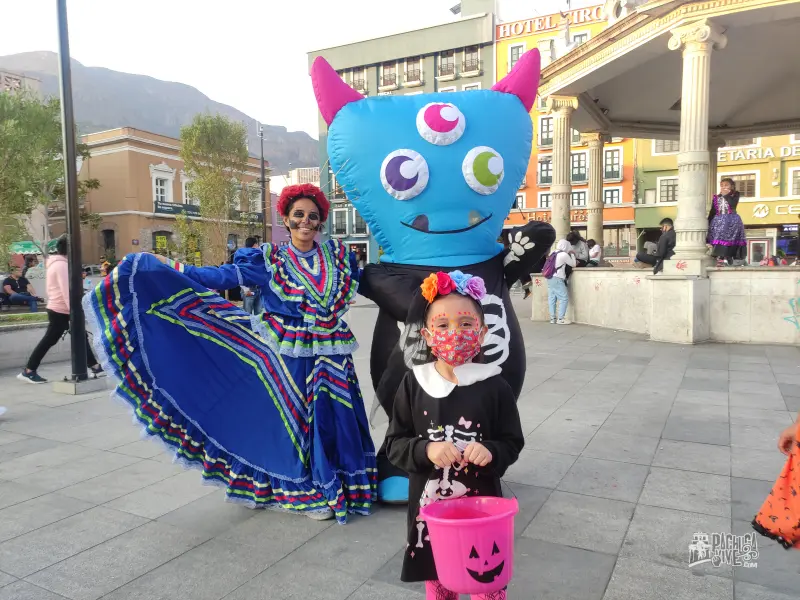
[17,236,103,384]
[2,266,39,312]
[544,239,576,325]
[708,177,747,266]
[566,231,589,267]
[635,218,676,273]
[239,236,262,314]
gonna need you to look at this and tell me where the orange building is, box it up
[497,5,636,258]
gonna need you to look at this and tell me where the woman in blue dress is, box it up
[83,183,376,523]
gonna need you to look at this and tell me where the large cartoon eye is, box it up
[380,149,429,201]
[462,146,504,195]
[416,102,466,146]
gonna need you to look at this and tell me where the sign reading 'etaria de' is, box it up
[718,145,800,162]
[497,6,604,40]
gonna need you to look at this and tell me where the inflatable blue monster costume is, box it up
[311,49,555,503]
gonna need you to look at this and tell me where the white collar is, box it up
[412,362,502,398]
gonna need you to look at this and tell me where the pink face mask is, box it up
[426,329,481,367]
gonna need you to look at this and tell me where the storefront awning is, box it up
[8,240,58,255]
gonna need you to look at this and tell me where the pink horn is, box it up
[491,48,541,113]
[311,56,365,126]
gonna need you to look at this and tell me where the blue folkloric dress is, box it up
[83,240,376,523]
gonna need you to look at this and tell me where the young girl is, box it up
[385,270,524,600]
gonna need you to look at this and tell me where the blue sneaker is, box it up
[378,476,409,504]
[17,371,47,384]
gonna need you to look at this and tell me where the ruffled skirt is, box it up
[83,253,376,523]
[708,214,746,259]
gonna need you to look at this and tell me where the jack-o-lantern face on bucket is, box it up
[466,541,505,584]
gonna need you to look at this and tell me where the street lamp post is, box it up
[258,124,269,243]
[56,0,88,382]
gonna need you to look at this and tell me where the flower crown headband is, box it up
[420,270,486,304]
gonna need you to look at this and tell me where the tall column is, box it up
[667,20,727,265]
[546,96,579,244]
[708,136,723,207]
[583,132,610,246]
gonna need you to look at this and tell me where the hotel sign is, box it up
[718,145,800,162]
[497,6,604,40]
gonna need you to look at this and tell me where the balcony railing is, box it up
[351,78,366,92]
[380,73,397,88]
[462,59,482,73]
[604,169,622,180]
[353,224,368,235]
[405,69,422,83]
[438,62,455,77]
[332,225,348,236]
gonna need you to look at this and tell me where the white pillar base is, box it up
[52,376,108,395]
[649,275,710,344]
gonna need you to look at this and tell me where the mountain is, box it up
[0,51,318,172]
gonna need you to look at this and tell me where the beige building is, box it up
[75,127,270,264]
[0,70,41,95]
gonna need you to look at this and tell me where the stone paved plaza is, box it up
[1,297,800,599]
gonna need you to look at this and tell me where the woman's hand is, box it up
[426,442,462,468]
[462,442,493,467]
[778,424,798,456]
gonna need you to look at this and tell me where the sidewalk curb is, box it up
[0,322,48,332]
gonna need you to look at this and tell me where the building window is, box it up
[155,178,168,203]
[571,153,587,183]
[101,229,115,254]
[791,170,800,196]
[438,86,456,93]
[604,189,621,205]
[722,173,757,198]
[538,96,548,110]
[539,193,552,208]
[514,194,524,210]
[571,191,587,207]
[405,57,422,83]
[604,149,622,180]
[463,83,481,91]
[463,46,480,72]
[332,209,348,236]
[571,129,581,144]
[654,139,680,154]
[150,162,176,206]
[380,62,397,87]
[539,117,553,146]
[351,68,366,92]
[724,138,758,148]
[538,39,554,66]
[509,44,525,71]
[353,209,368,235]
[439,50,455,76]
[658,178,679,203]
[227,233,238,250]
[572,32,589,46]
[538,158,552,185]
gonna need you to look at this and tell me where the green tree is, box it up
[180,114,253,267]
[0,89,101,266]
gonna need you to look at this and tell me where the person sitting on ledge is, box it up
[635,218,675,273]
[2,266,39,312]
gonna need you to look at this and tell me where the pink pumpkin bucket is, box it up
[420,496,519,595]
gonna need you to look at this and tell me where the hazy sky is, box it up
[0,0,589,139]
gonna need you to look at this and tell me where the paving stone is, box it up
[504,482,552,536]
[526,422,602,455]
[522,490,634,554]
[733,520,800,594]
[503,448,577,488]
[639,467,731,517]
[157,489,257,538]
[684,368,729,381]
[729,407,792,428]
[691,356,731,370]
[224,559,365,600]
[669,402,729,422]
[729,392,788,411]
[346,580,425,600]
[603,557,732,600]
[680,377,729,392]
[0,571,14,588]
[0,444,102,480]
[730,381,781,396]
[17,452,141,493]
[0,432,28,447]
[26,521,207,600]
[507,537,616,600]
[662,417,730,446]
[730,424,782,452]
[652,440,731,476]
[104,470,217,519]
[102,538,276,600]
[729,370,777,384]
[734,582,799,600]
[777,382,800,398]
[731,477,773,522]
[0,437,62,463]
[731,446,787,481]
[0,581,69,600]
[785,395,800,412]
[674,389,728,406]
[57,458,184,504]
[557,457,649,503]
[600,412,668,438]
[369,549,425,595]
[582,430,660,465]
[0,481,48,510]
[0,506,147,577]
[0,492,94,543]
[620,504,732,576]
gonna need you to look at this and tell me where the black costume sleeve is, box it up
[482,379,524,477]
[728,192,740,212]
[708,197,717,221]
[385,374,433,474]
[359,264,419,322]
[502,220,556,289]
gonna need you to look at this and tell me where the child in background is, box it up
[386,270,524,600]
[587,239,601,267]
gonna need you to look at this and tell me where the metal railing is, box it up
[405,69,422,82]
[351,78,366,91]
[380,73,397,87]
[438,62,455,76]
[462,59,482,73]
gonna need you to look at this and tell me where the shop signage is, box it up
[154,200,200,217]
[744,201,800,225]
[751,203,800,218]
[718,145,800,162]
[131,239,139,246]
[497,5,604,40]
[527,210,590,223]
